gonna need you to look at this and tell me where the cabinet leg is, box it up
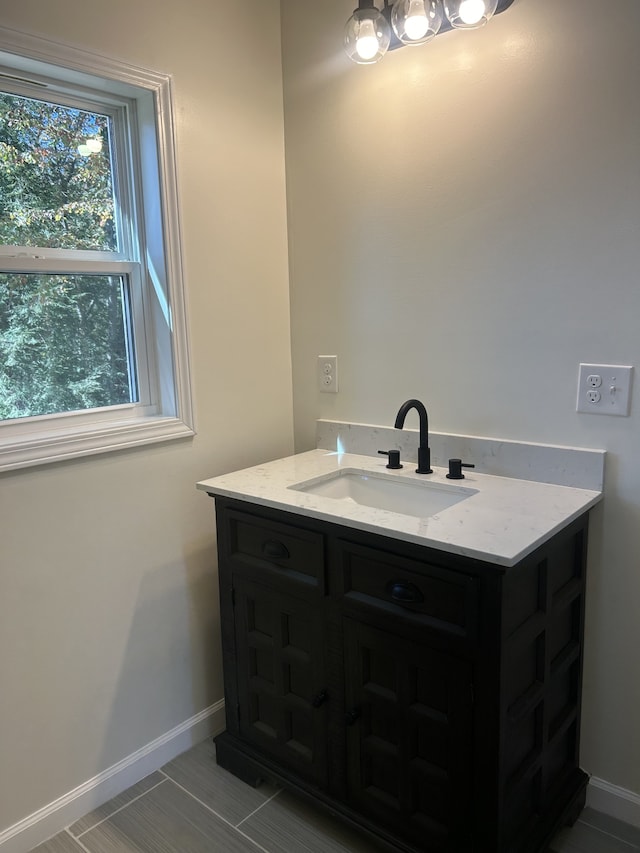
[214,732,265,788]
[564,786,586,828]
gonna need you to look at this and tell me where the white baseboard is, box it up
[0,700,225,853]
[587,776,640,829]
[3,712,638,853]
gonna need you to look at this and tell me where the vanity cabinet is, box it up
[210,495,590,853]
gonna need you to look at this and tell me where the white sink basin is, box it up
[289,469,477,519]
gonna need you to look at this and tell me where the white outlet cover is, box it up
[577,364,633,416]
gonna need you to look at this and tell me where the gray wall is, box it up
[282,0,640,796]
[0,0,293,836]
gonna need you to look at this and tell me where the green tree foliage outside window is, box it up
[0,92,136,421]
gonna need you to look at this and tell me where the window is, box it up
[0,27,194,471]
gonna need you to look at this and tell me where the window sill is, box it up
[0,415,195,473]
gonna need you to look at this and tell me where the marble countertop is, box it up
[197,449,602,567]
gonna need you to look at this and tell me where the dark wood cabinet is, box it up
[210,495,590,853]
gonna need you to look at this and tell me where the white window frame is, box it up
[0,26,194,472]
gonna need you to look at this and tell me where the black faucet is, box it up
[394,399,432,474]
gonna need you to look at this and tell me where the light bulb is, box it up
[356,19,380,60]
[404,0,429,39]
[344,4,391,64]
[443,0,497,28]
[459,0,485,24]
[85,137,103,154]
[391,0,442,46]
[77,143,91,156]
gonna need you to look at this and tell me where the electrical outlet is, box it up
[318,355,338,393]
[576,364,633,415]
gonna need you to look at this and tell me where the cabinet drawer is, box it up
[339,540,478,645]
[221,507,326,593]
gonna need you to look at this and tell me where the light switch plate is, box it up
[318,355,338,393]
[576,364,633,416]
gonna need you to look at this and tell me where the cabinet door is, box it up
[233,576,329,786]
[343,618,473,852]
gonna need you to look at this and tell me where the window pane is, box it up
[0,91,117,251]
[0,273,137,420]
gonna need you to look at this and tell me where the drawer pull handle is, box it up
[345,707,361,726]
[312,690,328,708]
[262,540,290,560]
[389,581,424,604]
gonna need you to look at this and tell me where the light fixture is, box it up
[343,0,514,64]
[85,137,103,154]
[391,0,442,46]
[77,136,103,156]
[344,0,392,64]
[443,0,498,29]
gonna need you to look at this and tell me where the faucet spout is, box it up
[394,398,433,474]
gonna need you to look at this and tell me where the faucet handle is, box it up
[378,449,403,470]
[447,458,475,480]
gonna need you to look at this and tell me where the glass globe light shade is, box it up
[391,0,442,46]
[443,0,498,29]
[344,4,391,64]
[85,137,103,154]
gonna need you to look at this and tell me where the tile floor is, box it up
[31,739,640,853]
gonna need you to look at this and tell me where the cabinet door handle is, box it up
[388,581,424,604]
[312,690,328,708]
[345,707,361,726]
[262,540,290,560]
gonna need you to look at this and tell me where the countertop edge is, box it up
[197,450,602,568]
